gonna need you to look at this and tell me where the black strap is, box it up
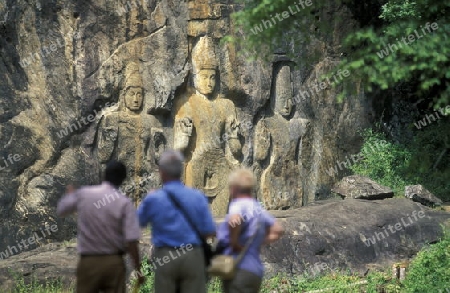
[164,188,205,243]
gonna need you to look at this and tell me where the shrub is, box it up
[402,228,450,292]
[349,123,450,201]
[349,128,412,196]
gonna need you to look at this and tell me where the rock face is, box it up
[0,0,372,252]
[263,198,450,276]
[405,185,443,207]
[332,175,394,200]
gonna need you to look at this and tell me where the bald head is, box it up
[158,150,184,181]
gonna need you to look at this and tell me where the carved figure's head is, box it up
[194,69,216,96]
[122,62,143,112]
[192,36,218,98]
[274,65,293,118]
[124,86,143,112]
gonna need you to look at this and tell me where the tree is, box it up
[229,0,450,107]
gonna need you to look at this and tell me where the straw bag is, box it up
[207,218,261,280]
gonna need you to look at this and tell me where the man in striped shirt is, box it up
[57,161,144,292]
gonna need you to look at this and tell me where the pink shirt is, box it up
[57,182,141,255]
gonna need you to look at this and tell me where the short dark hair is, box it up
[104,161,127,187]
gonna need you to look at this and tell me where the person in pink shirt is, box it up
[57,161,145,293]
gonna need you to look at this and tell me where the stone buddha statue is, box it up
[254,64,309,209]
[174,36,242,215]
[97,61,164,201]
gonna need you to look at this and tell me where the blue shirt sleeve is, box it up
[262,210,276,228]
[197,193,216,235]
[137,194,153,227]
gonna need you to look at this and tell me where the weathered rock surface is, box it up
[332,175,394,200]
[0,198,448,290]
[0,0,372,252]
[405,185,443,207]
[263,198,450,276]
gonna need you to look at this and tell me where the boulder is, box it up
[405,185,443,207]
[331,175,394,200]
[262,198,450,276]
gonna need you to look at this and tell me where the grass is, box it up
[6,275,72,293]
[3,269,443,293]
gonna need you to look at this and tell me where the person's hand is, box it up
[132,274,146,293]
[231,242,244,253]
[65,185,76,194]
[137,274,146,286]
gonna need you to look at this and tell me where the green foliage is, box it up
[349,123,450,201]
[403,228,450,292]
[405,120,450,200]
[339,4,450,107]
[289,273,364,292]
[7,274,70,293]
[229,0,450,107]
[228,0,328,61]
[133,258,155,293]
[349,128,412,196]
[380,0,419,22]
[365,271,402,293]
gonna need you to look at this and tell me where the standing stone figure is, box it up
[254,64,309,209]
[174,36,242,215]
[96,61,164,202]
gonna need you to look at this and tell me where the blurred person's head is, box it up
[104,161,127,187]
[228,168,255,199]
[158,150,184,183]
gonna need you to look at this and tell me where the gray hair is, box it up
[158,150,185,178]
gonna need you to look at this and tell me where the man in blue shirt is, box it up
[137,150,216,293]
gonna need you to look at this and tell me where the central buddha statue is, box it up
[174,36,242,215]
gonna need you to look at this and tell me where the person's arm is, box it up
[228,214,244,252]
[98,115,118,163]
[127,241,145,285]
[124,200,145,285]
[56,185,78,217]
[264,219,284,244]
[198,194,217,238]
[137,194,153,228]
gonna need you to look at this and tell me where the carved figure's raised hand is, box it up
[225,116,242,159]
[226,116,240,139]
[179,117,193,137]
[174,117,193,152]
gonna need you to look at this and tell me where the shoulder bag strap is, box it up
[234,214,262,266]
[164,188,205,242]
